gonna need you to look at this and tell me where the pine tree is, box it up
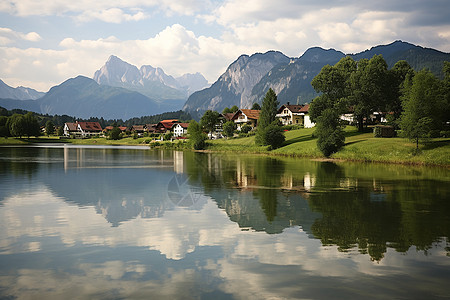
[256,88,282,146]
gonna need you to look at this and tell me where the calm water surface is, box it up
[0,145,449,299]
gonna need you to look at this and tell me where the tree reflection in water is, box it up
[184,152,450,261]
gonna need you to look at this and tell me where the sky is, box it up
[0,0,449,92]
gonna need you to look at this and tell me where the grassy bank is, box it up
[1,127,449,166]
[207,127,450,166]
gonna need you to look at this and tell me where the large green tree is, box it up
[23,112,41,137]
[385,60,415,128]
[310,57,355,155]
[7,114,26,138]
[350,55,390,131]
[188,120,207,150]
[200,110,220,138]
[400,69,445,150]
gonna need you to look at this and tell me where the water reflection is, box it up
[0,146,449,299]
[182,152,450,260]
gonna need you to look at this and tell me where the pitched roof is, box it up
[278,104,310,114]
[131,125,145,131]
[77,122,102,132]
[65,122,78,131]
[172,122,189,129]
[157,120,178,129]
[239,109,260,120]
[221,113,236,121]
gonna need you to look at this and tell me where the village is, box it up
[62,102,388,140]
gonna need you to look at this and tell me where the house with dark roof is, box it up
[145,124,158,133]
[276,103,315,128]
[172,123,189,137]
[77,122,103,137]
[63,122,79,136]
[232,109,260,129]
[155,119,179,133]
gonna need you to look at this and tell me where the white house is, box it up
[172,123,189,137]
[276,103,315,128]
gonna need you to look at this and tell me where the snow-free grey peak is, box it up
[0,79,45,100]
[176,73,209,96]
[93,55,209,100]
[183,41,450,117]
[93,55,142,86]
[183,51,290,115]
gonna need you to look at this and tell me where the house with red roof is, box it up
[155,119,179,133]
[232,109,260,130]
[76,122,103,137]
[276,103,315,128]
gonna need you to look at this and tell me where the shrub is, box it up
[261,124,285,149]
[241,124,252,133]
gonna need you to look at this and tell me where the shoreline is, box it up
[1,130,450,168]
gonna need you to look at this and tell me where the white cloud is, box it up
[0,27,42,45]
[76,8,147,23]
[1,0,212,21]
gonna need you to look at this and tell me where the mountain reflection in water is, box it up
[0,146,449,299]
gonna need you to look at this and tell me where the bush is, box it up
[241,124,252,133]
[261,124,285,149]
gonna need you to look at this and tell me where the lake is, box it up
[0,145,449,299]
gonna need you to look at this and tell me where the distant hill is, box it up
[0,79,45,100]
[183,40,450,116]
[0,76,183,120]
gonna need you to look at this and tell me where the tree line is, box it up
[309,55,450,156]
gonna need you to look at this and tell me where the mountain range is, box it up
[1,40,449,120]
[93,55,209,99]
[0,79,45,100]
[0,56,209,119]
[183,40,450,117]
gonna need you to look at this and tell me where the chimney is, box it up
[287,102,290,105]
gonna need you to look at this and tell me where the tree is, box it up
[23,112,41,137]
[56,125,64,136]
[200,110,220,138]
[350,55,390,131]
[0,116,9,137]
[315,109,345,157]
[7,114,25,138]
[45,120,55,136]
[222,121,236,138]
[256,88,281,146]
[251,103,261,110]
[188,120,207,150]
[230,105,239,113]
[222,107,232,114]
[110,126,122,140]
[310,57,356,155]
[400,69,445,151]
[386,60,414,128]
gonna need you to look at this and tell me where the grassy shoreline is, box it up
[1,127,449,167]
